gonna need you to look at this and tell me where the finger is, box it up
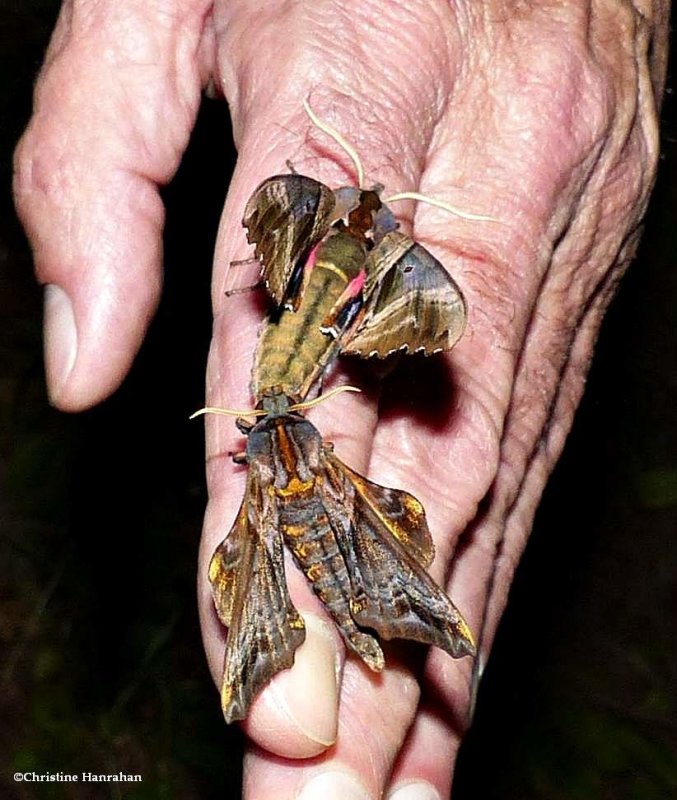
[376,226,652,799]
[198,88,423,756]
[368,0,663,671]
[242,656,426,800]
[386,708,460,800]
[13,0,212,410]
[473,241,639,654]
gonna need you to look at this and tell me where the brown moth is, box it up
[208,391,476,722]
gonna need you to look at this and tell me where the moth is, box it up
[248,172,469,402]
[208,390,476,723]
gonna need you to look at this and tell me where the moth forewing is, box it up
[242,175,337,309]
[343,230,467,358]
[209,500,249,627]
[209,477,306,723]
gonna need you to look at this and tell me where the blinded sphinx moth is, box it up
[208,390,475,723]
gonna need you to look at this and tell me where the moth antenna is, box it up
[288,384,361,412]
[189,406,267,420]
[303,98,365,189]
[384,191,497,222]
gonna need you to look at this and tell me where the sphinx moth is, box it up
[209,391,475,723]
[247,174,468,402]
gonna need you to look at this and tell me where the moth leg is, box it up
[225,279,264,299]
[230,255,259,268]
[285,159,298,175]
[236,417,254,434]
[232,417,252,462]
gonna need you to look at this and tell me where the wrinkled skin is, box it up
[14,0,669,797]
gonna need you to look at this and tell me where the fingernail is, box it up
[43,284,77,403]
[269,613,341,747]
[297,771,371,800]
[387,782,441,800]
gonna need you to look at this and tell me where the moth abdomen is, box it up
[252,231,368,401]
[279,500,385,666]
[280,504,344,584]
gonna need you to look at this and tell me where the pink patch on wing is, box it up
[345,269,366,298]
[304,243,321,274]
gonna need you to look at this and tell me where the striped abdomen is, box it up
[261,415,384,670]
[278,492,383,670]
[252,232,367,402]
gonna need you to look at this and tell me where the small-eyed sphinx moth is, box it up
[200,104,488,722]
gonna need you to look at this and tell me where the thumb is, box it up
[13,0,207,410]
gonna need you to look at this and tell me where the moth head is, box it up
[189,386,362,424]
[257,387,296,417]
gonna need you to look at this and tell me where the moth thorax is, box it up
[271,419,321,492]
[335,185,397,248]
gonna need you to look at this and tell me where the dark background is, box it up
[1,4,675,799]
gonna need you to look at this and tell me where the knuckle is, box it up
[13,122,74,233]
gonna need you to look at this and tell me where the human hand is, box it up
[14,0,668,797]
